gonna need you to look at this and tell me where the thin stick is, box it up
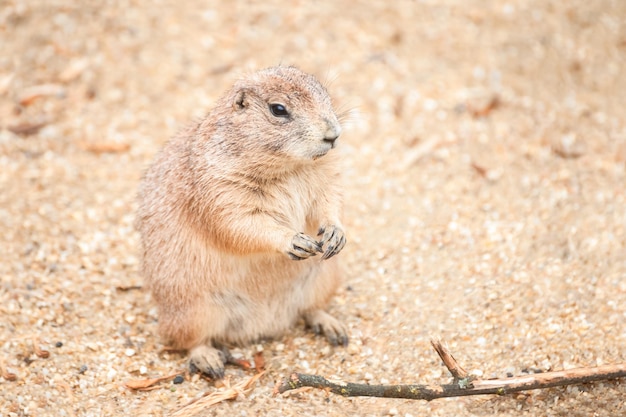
[275,341,626,400]
[430,339,468,380]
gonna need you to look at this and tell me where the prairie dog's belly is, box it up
[209,253,321,345]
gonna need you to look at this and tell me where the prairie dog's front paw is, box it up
[317,224,346,260]
[287,232,323,260]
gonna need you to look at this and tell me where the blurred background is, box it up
[1,1,625,416]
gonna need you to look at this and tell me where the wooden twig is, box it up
[430,339,468,380]
[274,339,626,400]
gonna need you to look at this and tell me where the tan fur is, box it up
[136,66,347,378]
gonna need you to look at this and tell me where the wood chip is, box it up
[7,121,48,136]
[0,73,15,96]
[0,358,17,382]
[552,133,586,159]
[32,338,50,359]
[18,84,66,106]
[115,285,143,292]
[124,372,180,390]
[471,162,488,178]
[59,59,89,83]
[228,357,252,371]
[402,137,440,168]
[468,95,500,118]
[253,350,265,372]
[80,141,131,154]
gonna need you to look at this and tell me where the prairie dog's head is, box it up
[225,66,342,162]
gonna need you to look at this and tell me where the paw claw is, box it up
[318,225,346,260]
[311,323,322,335]
[304,310,349,347]
[287,232,321,260]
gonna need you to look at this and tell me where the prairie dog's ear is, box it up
[233,88,249,111]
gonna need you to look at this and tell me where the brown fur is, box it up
[136,66,347,378]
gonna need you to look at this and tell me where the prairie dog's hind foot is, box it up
[189,345,227,380]
[303,309,349,346]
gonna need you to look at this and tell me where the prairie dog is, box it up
[136,66,347,378]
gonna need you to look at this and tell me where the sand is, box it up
[1,0,625,416]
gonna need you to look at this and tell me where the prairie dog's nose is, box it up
[323,118,342,143]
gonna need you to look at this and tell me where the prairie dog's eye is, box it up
[269,103,289,118]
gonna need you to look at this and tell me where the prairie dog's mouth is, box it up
[312,151,327,161]
[312,146,332,160]
[310,136,337,160]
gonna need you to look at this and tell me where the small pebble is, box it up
[55,341,63,348]
[173,375,184,384]
[347,344,360,355]
[124,348,136,357]
[106,368,117,381]
[78,365,88,374]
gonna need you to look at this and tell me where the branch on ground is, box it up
[274,339,626,400]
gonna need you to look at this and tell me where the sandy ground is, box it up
[1,0,626,416]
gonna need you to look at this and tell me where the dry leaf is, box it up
[172,372,265,417]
